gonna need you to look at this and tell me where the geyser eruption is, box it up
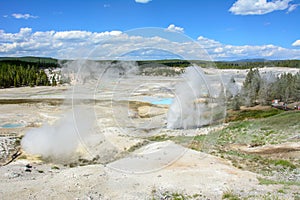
[21,108,94,160]
[167,66,212,129]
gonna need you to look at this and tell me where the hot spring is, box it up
[143,96,173,105]
[1,123,24,128]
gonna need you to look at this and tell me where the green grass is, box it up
[262,111,300,130]
[277,189,286,194]
[151,189,206,200]
[217,111,300,146]
[206,111,300,177]
[147,112,300,178]
[214,146,299,175]
[222,189,241,200]
[150,111,300,196]
[147,134,207,151]
[226,108,284,122]
[270,159,296,170]
[258,177,300,186]
[126,140,149,152]
[147,134,172,142]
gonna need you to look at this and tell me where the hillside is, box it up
[1,56,300,69]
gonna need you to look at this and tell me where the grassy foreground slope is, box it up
[147,109,300,199]
[213,110,300,168]
[210,110,300,199]
[150,109,299,178]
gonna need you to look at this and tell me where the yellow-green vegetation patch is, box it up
[258,177,300,187]
[147,134,207,151]
[126,140,150,152]
[151,188,207,200]
[217,111,300,146]
[226,108,284,122]
[222,189,241,200]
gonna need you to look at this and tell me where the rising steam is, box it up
[20,60,138,160]
[21,108,94,160]
[167,66,211,129]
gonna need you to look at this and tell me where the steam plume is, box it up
[167,66,211,129]
[21,108,94,160]
[21,60,138,160]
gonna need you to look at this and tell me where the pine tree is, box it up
[242,68,261,107]
[258,72,276,105]
[294,72,300,101]
[232,94,241,111]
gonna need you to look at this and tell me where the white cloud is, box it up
[166,24,184,33]
[11,13,38,19]
[197,35,300,60]
[54,31,92,40]
[135,0,152,3]
[214,47,224,53]
[229,0,296,15]
[292,40,300,46]
[287,3,299,13]
[0,28,300,60]
[197,36,222,48]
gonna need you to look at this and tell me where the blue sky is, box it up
[0,0,300,60]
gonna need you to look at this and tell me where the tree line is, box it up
[228,68,300,110]
[216,60,300,69]
[0,57,59,69]
[0,63,51,88]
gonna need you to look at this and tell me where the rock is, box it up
[25,168,31,172]
[25,164,32,168]
[137,106,166,118]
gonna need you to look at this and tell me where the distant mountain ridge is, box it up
[0,56,299,69]
[232,58,268,63]
[0,56,58,63]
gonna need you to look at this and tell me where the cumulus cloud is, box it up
[287,3,299,13]
[1,28,300,60]
[0,28,122,59]
[292,40,300,46]
[197,35,300,60]
[229,0,296,15]
[166,24,184,33]
[11,13,38,19]
[197,36,222,49]
[135,0,152,3]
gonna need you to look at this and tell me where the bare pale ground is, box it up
[0,73,299,199]
[0,144,265,200]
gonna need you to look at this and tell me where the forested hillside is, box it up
[0,56,59,67]
[228,68,300,109]
[0,63,50,88]
[0,57,59,88]
[215,59,300,69]
[1,57,300,89]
